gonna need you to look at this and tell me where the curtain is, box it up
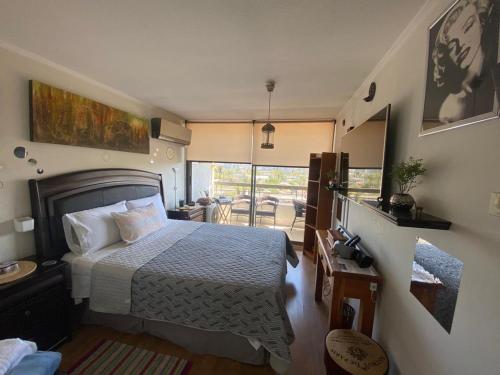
[252,122,334,167]
[186,122,253,163]
[187,121,334,166]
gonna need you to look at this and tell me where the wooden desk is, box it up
[314,230,382,337]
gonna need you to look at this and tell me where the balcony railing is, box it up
[209,180,307,242]
[213,180,307,202]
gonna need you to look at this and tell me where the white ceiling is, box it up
[0,0,425,120]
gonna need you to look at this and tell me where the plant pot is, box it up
[389,193,415,210]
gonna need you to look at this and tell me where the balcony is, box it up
[212,181,306,242]
[190,162,309,242]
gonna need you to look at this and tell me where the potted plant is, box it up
[389,157,426,210]
[325,170,340,191]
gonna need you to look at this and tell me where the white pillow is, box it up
[126,193,168,225]
[62,215,82,254]
[112,203,166,243]
[62,201,127,255]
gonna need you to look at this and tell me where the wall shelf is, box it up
[362,200,451,230]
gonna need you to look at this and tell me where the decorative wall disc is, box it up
[166,147,175,160]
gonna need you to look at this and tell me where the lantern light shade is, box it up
[261,80,276,149]
[261,122,275,149]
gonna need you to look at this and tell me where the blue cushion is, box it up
[6,351,61,375]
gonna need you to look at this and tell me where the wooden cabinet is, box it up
[303,153,336,258]
[0,260,71,350]
[167,206,206,222]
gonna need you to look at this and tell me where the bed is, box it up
[29,169,298,373]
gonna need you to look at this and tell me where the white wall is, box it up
[334,1,500,374]
[0,45,185,262]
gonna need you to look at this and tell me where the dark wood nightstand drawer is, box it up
[168,207,206,222]
[19,285,67,349]
[0,273,64,311]
[189,210,204,221]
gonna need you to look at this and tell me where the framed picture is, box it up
[421,0,500,136]
[30,80,150,154]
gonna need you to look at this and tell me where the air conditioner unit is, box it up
[151,118,192,146]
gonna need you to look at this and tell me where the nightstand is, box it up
[167,206,206,222]
[0,258,71,350]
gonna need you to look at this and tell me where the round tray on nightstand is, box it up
[0,261,37,285]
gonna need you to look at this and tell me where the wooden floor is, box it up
[58,251,330,374]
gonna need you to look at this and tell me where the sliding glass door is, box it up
[187,161,307,242]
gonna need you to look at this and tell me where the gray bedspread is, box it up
[92,221,298,363]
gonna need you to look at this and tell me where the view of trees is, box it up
[348,169,382,189]
[209,163,308,199]
[212,164,307,186]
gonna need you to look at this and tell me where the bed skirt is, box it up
[82,308,269,366]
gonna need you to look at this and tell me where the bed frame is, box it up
[28,168,276,369]
[29,168,164,260]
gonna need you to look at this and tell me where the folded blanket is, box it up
[0,339,37,375]
[6,352,61,375]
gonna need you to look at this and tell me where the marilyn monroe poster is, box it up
[422,0,500,135]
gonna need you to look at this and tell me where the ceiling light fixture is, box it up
[261,80,276,149]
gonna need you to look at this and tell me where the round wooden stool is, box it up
[324,329,388,375]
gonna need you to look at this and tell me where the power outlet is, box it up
[489,192,500,216]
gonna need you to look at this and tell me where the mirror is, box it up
[13,146,28,159]
[411,237,463,333]
[13,147,43,173]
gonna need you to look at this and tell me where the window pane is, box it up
[346,168,382,201]
[253,166,308,242]
[347,169,382,190]
[189,162,308,242]
[191,162,251,201]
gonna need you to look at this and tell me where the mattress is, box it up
[62,242,124,301]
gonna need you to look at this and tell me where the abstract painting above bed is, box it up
[29,80,150,154]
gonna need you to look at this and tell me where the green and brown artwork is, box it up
[29,80,149,154]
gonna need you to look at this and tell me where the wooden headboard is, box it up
[29,168,164,260]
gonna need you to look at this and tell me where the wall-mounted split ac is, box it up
[151,118,192,146]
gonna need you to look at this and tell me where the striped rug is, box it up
[67,339,192,375]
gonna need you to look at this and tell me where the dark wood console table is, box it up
[167,206,206,222]
[314,230,382,337]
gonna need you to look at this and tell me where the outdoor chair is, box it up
[230,194,252,223]
[291,199,306,231]
[255,195,279,228]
